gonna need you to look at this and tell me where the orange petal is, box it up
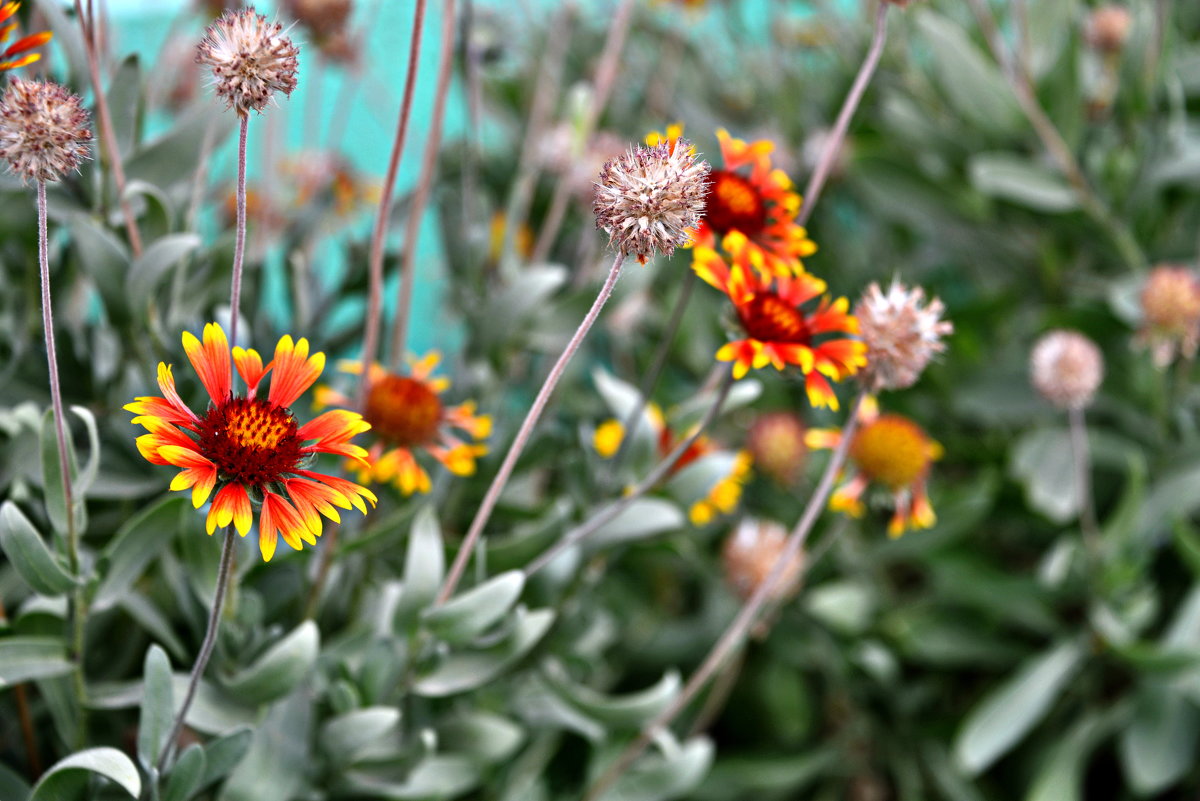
[182,324,232,404]
[207,483,252,536]
[268,335,325,408]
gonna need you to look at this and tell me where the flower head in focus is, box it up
[196,7,300,116]
[0,78,92,183]
[593,406,751,526]
[1135,265,1200,368]
[694,231,866,408]
[126,323,377,561]
[0,2,52,72]
[855,278,953,392]
[650,126,815,277]
[807,398,942,537]
[317,355,491,496]
[1030,329,1104,410]
[722,518,804,602]
[593,137,710,265]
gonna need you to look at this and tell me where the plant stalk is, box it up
[582,389,867,801]
[438,251,626,603]
[228,115,249,346]
[73,0,143,257]
[389,0,456,368]
[38,181,88,748]
[796,1,890,228]
[157,527,237,773]
[359,0,427,408]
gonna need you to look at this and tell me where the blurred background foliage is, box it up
[3,0,1200,800]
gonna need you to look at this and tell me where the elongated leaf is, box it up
[320,707,402,767]
[30,748,141,801]
[421,570,525,644]
[219,692,311,801]
[127,233,202,305]
[439,712,525,765]
[544,665,680,728]
[162,744,206,801]
[587,498,686,549]
[969,153,1079,213]
[415,608,555,697]
[0,501,76,596]
[0,637,72,686]
[40,408,86,539]
[138,645,175,770]
[1026,710,1118,801]
[199,727,253,787]
[596,736,714,801]
[342,755,482,800]
[1118,682,1199,795]
[94,496,186,611]
[396,506,444,627]
[915,10,1022,132]
[955,640,1085,774]
[223,621,319,704]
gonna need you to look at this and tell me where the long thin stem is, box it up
[388,0,456,368]
[583,389,867,801]
[965,0,1147,272]
[73,0,143,257]
[527,367,732,577]
[796,1,889,228]
[158,527,237,773]
[359,0,427,408]
[438,252,626,603]
[1068,406,1100,553]
[228,115,249,346]
[0,594,42,776]
[529,0,636,264]
[38,182,88,747]
[500,3,575,266]
[607,269,698,477]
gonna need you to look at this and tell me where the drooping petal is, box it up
[3,30,50,58]
[207,483,253,536]
[182,323,232,404]
[268,335,325,408]
[296,469,377,514]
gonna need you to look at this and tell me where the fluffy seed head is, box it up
[1136,265,1200,367]
[854,279,953,392]
[747,412,807,486]
[1086,5,1132,53]
[1030,330,1104,410]
[593,139,710,264]
[722,518,804,602]
[196,8,300,116]
[0,79,92,183]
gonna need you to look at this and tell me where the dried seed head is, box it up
[1135,264,1200,367]
[1030,330,1104,410]
[0,78,92,184]
[722,518,804,602]
[196,8,300,116]
[855,279,953,392]
[1085,5,1132,53]
[593,139,710,264]
[747,412,807,486]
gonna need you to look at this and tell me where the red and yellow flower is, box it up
[126,323,377,561]
[649,125,816,277]
[694,231,866,408]
[593,407,752,526]
[317,354,491,495]
[0,2,52,72]
[806,398,942,537]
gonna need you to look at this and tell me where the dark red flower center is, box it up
[705,170,767,237]
[739,293,812,344]
[198,397,303,488]
[365,375,443,447]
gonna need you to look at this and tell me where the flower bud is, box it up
[1030,330,1104,410]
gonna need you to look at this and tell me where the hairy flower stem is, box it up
[965,0,1147,272]
[358,0,427,408]
[438,252,626,603]
[158,527,236,774]
[797,1,889,228]
[73,0,142,257]
[526,367,731,577]
[389,0,456,368]
[38,182,88,747]
[583,389,867,801]
[228,115,249,346]
[607,269,698,480]
[529,0,635,264]
[1068,406,1100,555]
